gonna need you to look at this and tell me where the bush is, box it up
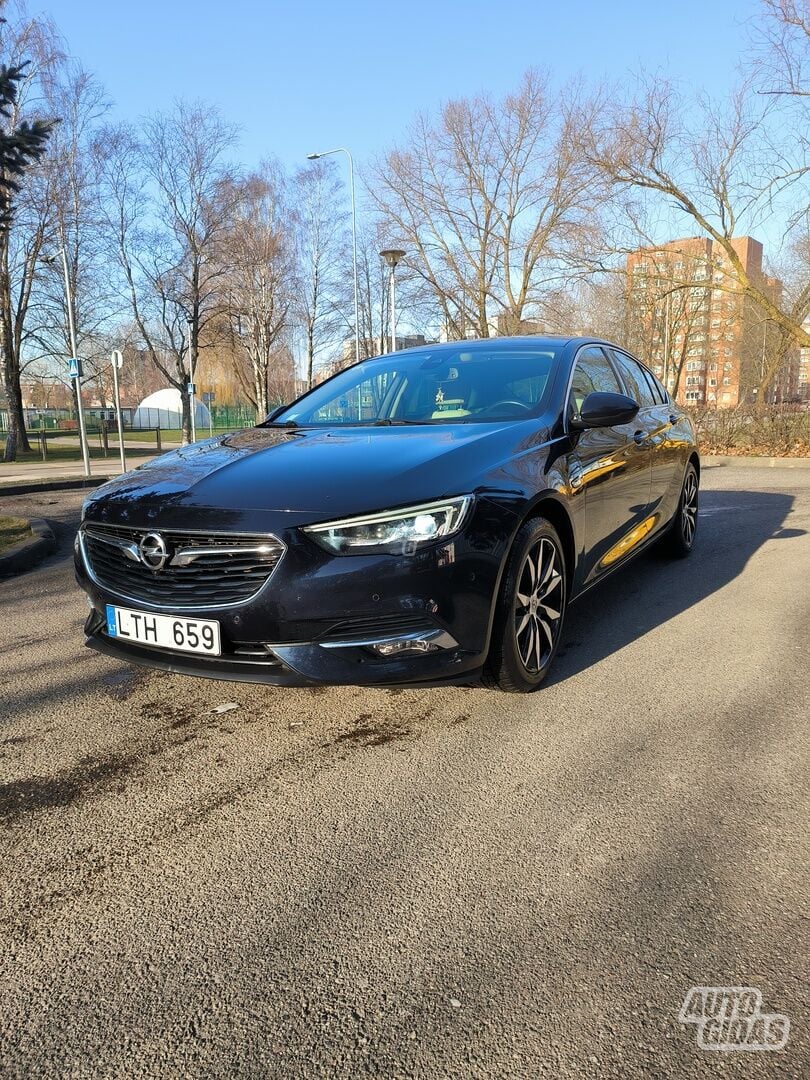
[688,404,810,456]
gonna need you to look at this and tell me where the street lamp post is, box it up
[306,148,360,365]
[45,246,91,477]
[110,349,126,473]
[186,318,196,443]
[380,249,406,352]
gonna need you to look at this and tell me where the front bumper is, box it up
[75,498,511,687]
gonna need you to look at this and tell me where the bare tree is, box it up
[218,164,293,417]
[585,74,810,375]
[369,71,604,340]
[292,158,349,386]
[759,0,810,97]
[28,62,112,412]
[99,103,237,442]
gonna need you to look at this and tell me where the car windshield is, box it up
[271,344,560,426]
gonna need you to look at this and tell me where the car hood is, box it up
[83,422,542,529]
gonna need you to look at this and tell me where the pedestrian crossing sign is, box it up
[68,357,82,379]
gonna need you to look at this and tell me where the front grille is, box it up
[81,522,285,608]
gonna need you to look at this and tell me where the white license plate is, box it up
[105,605,221,656]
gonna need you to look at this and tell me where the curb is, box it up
[702,455,810,469]
[0,476,110,497]
[0,518,56,576]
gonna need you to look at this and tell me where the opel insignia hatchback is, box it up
[76,337,699,692]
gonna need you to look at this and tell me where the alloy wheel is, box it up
[514,537,564,674]
[681,471,698,547]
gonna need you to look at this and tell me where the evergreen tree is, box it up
[0,59,56,461]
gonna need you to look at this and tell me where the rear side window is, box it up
[568,347,622,416]
[611,350,656,407]
[645,366,669,404]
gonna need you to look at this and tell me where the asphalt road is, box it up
[0,465,808,1079]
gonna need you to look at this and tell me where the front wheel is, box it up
[660,462,699,558]
[486,517,567,693]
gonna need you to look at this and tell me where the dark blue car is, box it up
[76,337,699,692]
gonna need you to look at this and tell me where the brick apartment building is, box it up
[626,236,798,407]
[799,319,810,402]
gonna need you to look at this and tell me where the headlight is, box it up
[302,496,473,555]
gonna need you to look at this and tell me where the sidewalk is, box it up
[0,452,159,490]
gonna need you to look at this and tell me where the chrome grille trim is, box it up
[79,522,286,611]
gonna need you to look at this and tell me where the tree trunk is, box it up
[180,387,192,446]
[306,323,315,389]
[2,326,31,460]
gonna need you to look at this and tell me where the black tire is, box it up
[660,462,699,559]
[485,517,568,693]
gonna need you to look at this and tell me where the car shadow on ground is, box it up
[546,487,803,687]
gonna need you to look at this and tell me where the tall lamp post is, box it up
[306,148,360,364]
[44,246,91,477]
[186,317,196,443]
[380,249,406,352]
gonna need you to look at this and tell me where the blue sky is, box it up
[39,0,761,177]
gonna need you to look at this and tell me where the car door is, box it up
[609,349,677,526]
[566,346,652,587]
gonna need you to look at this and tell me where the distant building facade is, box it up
[799,319,810,402]
[627,236,797,407]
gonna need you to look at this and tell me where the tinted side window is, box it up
[611,351,655,407]
[568,347,622,416]
[646,366,669,404]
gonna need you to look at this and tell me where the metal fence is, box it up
[0,404,261,436]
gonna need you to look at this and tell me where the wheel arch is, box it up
[517,493,576,594]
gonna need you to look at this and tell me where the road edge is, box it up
[0,517,56,576]
[702,455,810,469]
[0,476,109,497]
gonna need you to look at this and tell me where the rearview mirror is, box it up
[570,391,639,430]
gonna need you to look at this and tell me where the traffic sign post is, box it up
[111,349,126,473]
[67,355,91,478]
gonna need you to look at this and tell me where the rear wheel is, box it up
[660,463,699,558]
[486,517,567,693]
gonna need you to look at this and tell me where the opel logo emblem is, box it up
[138,532,168,570]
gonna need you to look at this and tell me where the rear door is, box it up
[566,346,652,586]
[609,349,679,525]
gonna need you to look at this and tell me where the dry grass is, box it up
[0,516,32,553]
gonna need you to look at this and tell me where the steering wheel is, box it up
[489,400,532,415]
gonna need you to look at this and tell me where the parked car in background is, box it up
[76,337,699,692]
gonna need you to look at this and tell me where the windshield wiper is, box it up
[371,418,426,426]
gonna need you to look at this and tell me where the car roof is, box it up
[390,335,617,356]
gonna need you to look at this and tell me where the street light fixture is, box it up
[380,249,406,352]
[307,147,360,366]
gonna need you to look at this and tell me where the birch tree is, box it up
[219,164,294,417]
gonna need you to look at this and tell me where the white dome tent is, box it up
[131,388,211,431]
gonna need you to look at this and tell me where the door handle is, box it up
[669,414,678,425]
[633,430,647,445]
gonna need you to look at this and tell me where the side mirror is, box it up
[570,391,639,430]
